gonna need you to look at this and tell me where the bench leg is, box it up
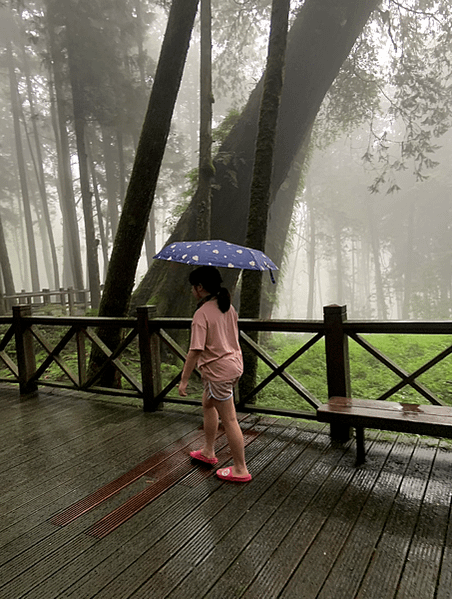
[355,427,365,465]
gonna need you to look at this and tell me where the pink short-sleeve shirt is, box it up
[189,300,243,382]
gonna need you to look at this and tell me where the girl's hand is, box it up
[178,381,188,397]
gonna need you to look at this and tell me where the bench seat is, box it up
[317,396,452,465]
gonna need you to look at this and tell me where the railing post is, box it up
[76,327,87,387]
[137,305,162,412]
[324,304,352,442]
[13,305,38,396]
[43,288,50,306]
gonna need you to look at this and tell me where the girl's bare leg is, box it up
[214,397,249,477]
[200,389,219,459]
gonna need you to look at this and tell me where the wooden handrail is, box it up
[1,304,452,419]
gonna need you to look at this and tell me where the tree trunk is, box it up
[130,0,380,317]
[334,217,344,304]
[66,15,101,309]
[0,212,16,298]
[402,199,416,319]
[240,0,289,317]
[306,175,316,319]
[89,0,200,380]
[7,40,40,292]
[20,33,60,290]
[196,0,214,239]
[367,198,387,319]
[87,138,109,279]
[102,126,120,241]
[116,129,126,205]
[238,0,289,402]
[46,2,85,292]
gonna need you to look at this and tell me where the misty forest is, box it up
[0,0,451,323]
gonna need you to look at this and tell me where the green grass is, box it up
[254,333,452,413]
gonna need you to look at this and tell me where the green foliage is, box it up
[349,334,452,403]
[212,108,241,146]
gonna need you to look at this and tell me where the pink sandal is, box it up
[216,467,252,482]
[190,450,218,465]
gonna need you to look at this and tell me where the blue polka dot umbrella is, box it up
[153,240,278,279]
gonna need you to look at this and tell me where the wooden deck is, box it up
[1,385,451,599]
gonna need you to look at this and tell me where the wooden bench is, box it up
[317,396,452,465]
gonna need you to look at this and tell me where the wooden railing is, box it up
[4,288,90,315]
[2,304,452,419]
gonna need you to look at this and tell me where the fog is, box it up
[1,1,451,320]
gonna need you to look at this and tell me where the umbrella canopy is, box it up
[153,240,278,272]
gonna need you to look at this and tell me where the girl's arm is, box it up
[178,349,202,396]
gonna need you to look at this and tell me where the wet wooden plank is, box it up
[396,441,452,599]
[0,385,451,599]
[354,441,438,599]
[315,435,416,599]
[0,406,202,553]
[279,435,395,598]
[135,426,326,599]
[238,433,380,599]
[178,426,336,599]
[59,421,290,599]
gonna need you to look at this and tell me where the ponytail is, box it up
[216,287,231,313]
[189,265,231,313]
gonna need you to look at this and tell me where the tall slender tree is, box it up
[196,0,214,240]
[45,1,85,291]
[18,12,60,290]
[64,1,101,308]
[238,0,290,401]
[6,39,40,292]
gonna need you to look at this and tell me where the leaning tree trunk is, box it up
[130,0,380,317]
[240,0,289,317]
[88,0,200,382]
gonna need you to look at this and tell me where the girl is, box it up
[178,265,251,482]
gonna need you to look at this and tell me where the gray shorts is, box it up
[202,378,240,401]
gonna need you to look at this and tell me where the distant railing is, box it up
[4,288,90,315]
[2,304,452,420]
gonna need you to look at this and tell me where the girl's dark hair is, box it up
[189,266,231,313]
